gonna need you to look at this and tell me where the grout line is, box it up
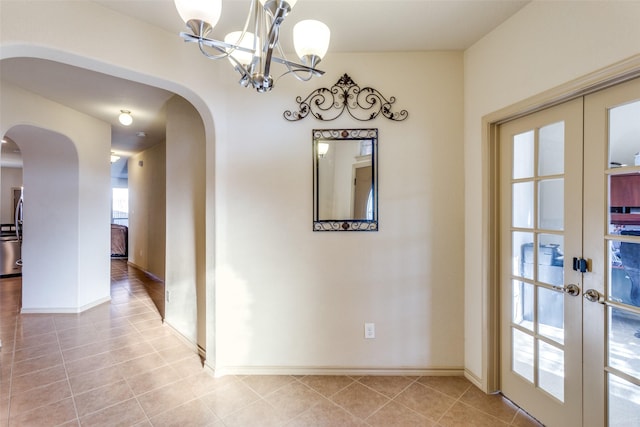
[434,384,467,425]
[58,314,82,426]
[358,375,419,421]
[5,313,19,423]
[119,373,151,426]
[321,379,388,424]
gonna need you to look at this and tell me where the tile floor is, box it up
[0,260,544,426]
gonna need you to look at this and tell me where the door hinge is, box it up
[572,257,588,273]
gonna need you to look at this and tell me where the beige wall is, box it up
[128,142,166,280]
[464,1,640,388]
[165,95,206,350]
[214,51,465,373]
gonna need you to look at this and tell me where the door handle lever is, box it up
[584,289,605,304]
[552,283,580,296]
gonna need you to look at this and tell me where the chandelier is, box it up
[174,0,330,93]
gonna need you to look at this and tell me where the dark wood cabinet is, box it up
[610,173,640,225]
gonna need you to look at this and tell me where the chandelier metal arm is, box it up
[180,32,324,76]
[271,56,323,75]
[272,37,312,82]
[180,32,253,55]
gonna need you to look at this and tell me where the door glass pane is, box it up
[538,286,564,344]
[537,234,564,287]
[609,374,640,427]
[605,96,640,427]
[539,178,564,230]
[609,174,640,230]
[538,340,564,401]
[513,328,534,383]
[539,121,565,176]
[513,182,534,228]
[112,187,129,226]
[513,231,534,279]
[610,238,640,308]
[609,306,640,379]
[514,130,534,179]
[513,281,534,331]
[609,100,640,168]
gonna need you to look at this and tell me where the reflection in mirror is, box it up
[313,129,378,231]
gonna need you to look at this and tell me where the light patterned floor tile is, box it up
[394,382,456,422]
[0,260,543,427]
[438,401,510,426]
[366,400,436,427]
[330,382,390,420]
[357,375,416,398]
[79,397,147,427]
[149,398,221,427]
[297,375,356,398]
[8,396,77,427]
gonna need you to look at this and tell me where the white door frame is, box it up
[481,55,640,394]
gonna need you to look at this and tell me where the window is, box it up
[112,187,128,226]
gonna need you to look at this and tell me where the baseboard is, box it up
[162,319,199,357]
[20,295,111,314]
[464,368,483,390]
[126,261,164,283]
[204,359,215,375]
[212,366,465,378]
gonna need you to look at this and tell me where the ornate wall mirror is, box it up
[313,129,378,231]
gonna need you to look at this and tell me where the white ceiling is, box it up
[92,0,531,52]
[0,0,530,177]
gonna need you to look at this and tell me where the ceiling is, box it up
[92,0,531,52]
[0,0,530,178]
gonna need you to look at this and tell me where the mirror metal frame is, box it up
[313,128,378,232]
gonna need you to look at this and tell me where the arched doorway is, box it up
[1,58,212,366]
[2,125,88,311]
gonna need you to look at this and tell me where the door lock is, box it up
[572,257,589,273]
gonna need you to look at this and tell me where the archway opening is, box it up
[2,125,81,311]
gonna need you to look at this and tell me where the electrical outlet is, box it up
[364,323,375,339]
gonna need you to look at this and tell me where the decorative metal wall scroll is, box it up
[284,73,408,122]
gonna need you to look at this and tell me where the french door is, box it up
[500,78,640,426]
[500,97,584,427]
[583,78,640,427]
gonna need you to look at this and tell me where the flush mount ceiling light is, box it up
[118,110,133,126]
[174,0,330,93]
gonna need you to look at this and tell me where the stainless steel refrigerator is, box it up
[1,188,22,277]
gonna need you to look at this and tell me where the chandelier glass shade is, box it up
[174,0,330,93]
